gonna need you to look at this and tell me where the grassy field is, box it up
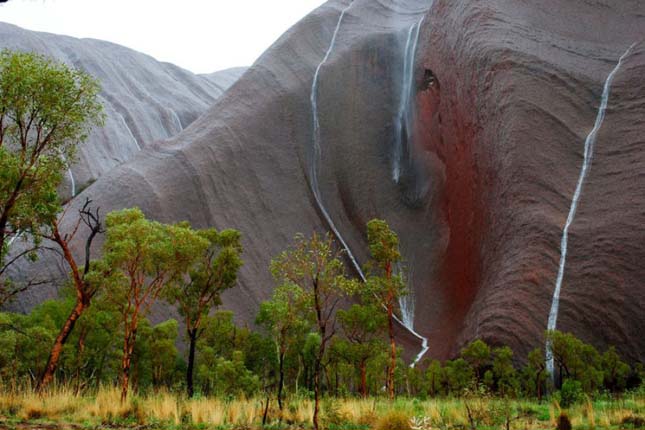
[0,386,643,429]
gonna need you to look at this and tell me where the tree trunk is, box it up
[387,301,396,400]
[121,325,137,403]
[313,359,321,430]
[313,323,326,430]
[38,299,86,391]
[262,392,271,425]
[360,359,368,398]
[186,328,197,398]
[278,349,285,411]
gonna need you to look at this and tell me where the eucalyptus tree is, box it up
[364,219,406,399]
[257,283,309,410]
[38,199,104,391]
[0,49,103,304]
[270,233,355,430]
[165,227,243,398]
[336,303,386,397]
[99,208,208,401]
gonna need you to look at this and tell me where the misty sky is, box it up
[0,0,326,73]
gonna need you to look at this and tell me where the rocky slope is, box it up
[7,1,645,363]
[0,22,246,197]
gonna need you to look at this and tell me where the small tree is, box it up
[336,303,386,397]
[461,339,491,386]
[444,358,474,394]
[523,348,547,400]
[38,199,104,391]
[364,219,406,399]
[0,49,103,304]
[491,346,518,396]
[270,233,355,430]
[546,330,603,392]
[425,359,444,397]
[601,346,631,392]
[257,283,309,410]
[165,227,243,398]
[99,208,208,401]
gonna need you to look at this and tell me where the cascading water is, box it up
[398,261,416,329]
[60,154,77,197]
[393,17,426,334]
[68,168,76,197]
[117,112,141,151]
[309,1,429,366]
[545,44,635,379]
[392,17,424,183]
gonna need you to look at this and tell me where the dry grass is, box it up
[0,386,642,429]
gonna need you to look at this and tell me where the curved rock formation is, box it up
[0,22,245,198]
[6,0,645,363]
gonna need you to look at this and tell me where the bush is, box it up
[559,380,583,407]
[374,410,411,430]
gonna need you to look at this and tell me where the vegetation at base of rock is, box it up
[0,387,643,429]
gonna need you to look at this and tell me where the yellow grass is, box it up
[0,386,642,429]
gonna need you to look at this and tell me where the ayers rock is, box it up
[0,22,246,198]
[6,0,645,363]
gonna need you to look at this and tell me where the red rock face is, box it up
[415,0,645,361]
[6,0,645,364]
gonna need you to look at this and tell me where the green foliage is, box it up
[269,232,356,430]
[196,311,272,396]
[547,330,605,393]
[163,226,243,396]
[198,350,259,397]
[559,379,583,407]
[461,339,491,385]
[602,346,631,392]
[444,358,474,394]
[425,360,444,396]
[492,346,519,396]
[256,283,309,358]
[149,319,180,387]
[522,348,547,398]
[166,227,243,333]
[364,219,406,307]
[0,49,103,304]
[99,208,209,316]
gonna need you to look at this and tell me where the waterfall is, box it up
[397,260,415,329]
[59,153,77,198]
[309,1,364,278]
[68,168,76,197]
[117,112,141,151]
[309,2,429,366]
[545,44,635,379]
[171,110,183,132]
[392,17,424,183]
[394,16,425,334]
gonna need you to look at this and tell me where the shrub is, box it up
[375,410,412,430]
[560,379,583,407]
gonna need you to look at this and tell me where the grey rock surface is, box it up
[0,22,245,197]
